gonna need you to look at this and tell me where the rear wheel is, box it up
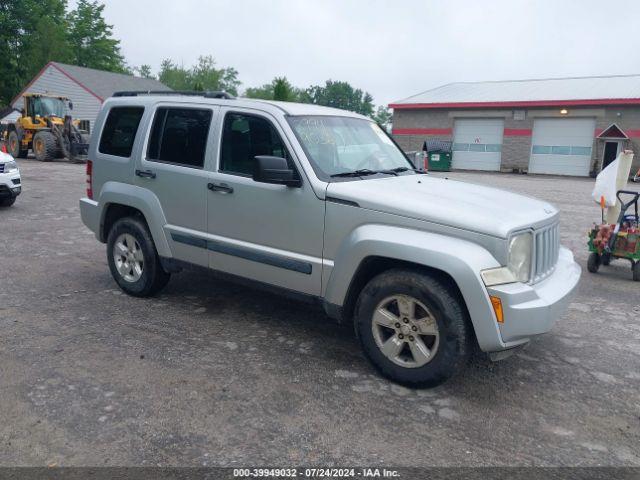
[106,216,170,297]
[587,252,601,273]
[7,130,27,158]
[32,131,57,162]
[633,262,640,282]
[354,269,472,388]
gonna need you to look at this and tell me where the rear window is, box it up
[99,107,145,157]
[147,107,212,168]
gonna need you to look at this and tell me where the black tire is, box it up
[7,130,27,158]
[0,197,16,207]
[601,253,611,266]
[633,262,640,282]
[32,131,58,162]
[106,216,170,297]
[587,252,601,273]
[354,269,473,388]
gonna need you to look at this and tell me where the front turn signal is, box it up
[490,296,504,323]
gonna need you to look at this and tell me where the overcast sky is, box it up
[73,0,640,107]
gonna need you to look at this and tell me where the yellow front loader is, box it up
[5,93,89,162]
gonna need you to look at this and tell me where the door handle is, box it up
[135,169,156,179]
[207,182,234,194]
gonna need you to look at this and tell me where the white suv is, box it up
[0,151,21,207]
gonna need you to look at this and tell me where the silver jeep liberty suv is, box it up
[80,91,581,387]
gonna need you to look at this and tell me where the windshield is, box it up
[287,116,412,180]
[32,97,66,117]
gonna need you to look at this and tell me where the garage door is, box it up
[452,119,504,171]
[529,118,595,176]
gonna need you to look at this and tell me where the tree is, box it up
[158,59,191,90]
[372,105,392,128]
[0,0,70,104]
[159,56,240,94]
[244,83,273,100]
[303,80,374,116]
[66,0,126,73]
[244,76,300,102]
[134,64,154,79]
[190,55,240,95]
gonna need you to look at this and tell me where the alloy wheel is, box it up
[113,233,144,282]
[371,294,440,368]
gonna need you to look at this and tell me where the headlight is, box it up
[481,232,532,286]
[507,232,532,283]
[4,160,18,173]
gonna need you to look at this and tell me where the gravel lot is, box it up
[1,158,639,468]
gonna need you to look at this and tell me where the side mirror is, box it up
[253,156,301,187]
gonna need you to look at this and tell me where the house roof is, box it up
[12,62,170,104]
[389,74,640,109]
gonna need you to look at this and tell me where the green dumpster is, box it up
[423,140,452,172]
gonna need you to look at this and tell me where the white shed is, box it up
[10,62,170,132]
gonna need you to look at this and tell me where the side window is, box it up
[147,107,212,168]
[220,113,291,176]
[99,107,145,157]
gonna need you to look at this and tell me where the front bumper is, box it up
[0,172,21,198]
[486,246,581,348]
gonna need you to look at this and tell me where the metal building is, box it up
[390,74,640,176]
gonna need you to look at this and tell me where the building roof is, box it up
[389,74,640,109]
[12,62,170,104]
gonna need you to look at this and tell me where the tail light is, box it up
[86,160,93,199]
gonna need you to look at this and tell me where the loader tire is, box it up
[7,131,27,158]
[33,131,57,162]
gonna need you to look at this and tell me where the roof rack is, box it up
[112,90,235,99]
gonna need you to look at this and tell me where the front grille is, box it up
[532,223,560,283]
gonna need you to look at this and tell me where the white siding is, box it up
[11,65,102,131]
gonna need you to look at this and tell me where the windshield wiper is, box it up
[331,169,385,178]
[389,167,427,174]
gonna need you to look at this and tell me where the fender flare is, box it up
[98,181,172,258]
[323,224,506,352]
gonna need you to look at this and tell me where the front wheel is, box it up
[32,131,57,162]
[0,197,16,207]
[587,252,601,273]
[354,269,472,388]
[106,216,170,297]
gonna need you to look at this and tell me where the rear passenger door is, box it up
[205,108,325,296]
[135,104,219,267]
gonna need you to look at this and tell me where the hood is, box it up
[326,174,558,238]
[0,151,14,163]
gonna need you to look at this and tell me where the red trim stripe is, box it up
[389,98,640,109]
[504,128,532,136]
[626,129,640,138]
[392,128,452,135]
